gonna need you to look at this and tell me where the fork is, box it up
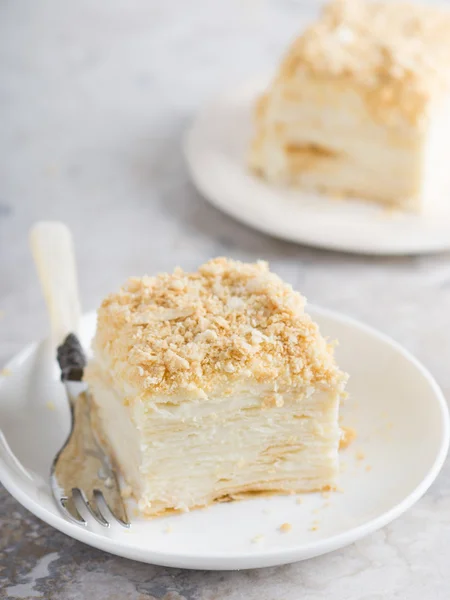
[30,221,129,528]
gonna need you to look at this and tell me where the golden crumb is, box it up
[310,525,319,532]
[88,258,347,400]
[356,451,365,461]
[276,0,450,126]
[339,426,357,450]
[365,465,372,472]
[328,191,345,201]
[121,485,133,499]
[380,206,401,220]
[263,393,285,408]
[279,522,292,533]
[0,368,11,377]
[45,401,56,411]
[251,534,265,544]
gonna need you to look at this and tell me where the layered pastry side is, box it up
[249,0,450,212]
[85,258,348,517]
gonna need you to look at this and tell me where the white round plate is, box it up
[185,77,450,256]
[0,309,448,570]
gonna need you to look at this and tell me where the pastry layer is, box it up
[89,369,341,516]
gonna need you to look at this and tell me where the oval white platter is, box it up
[185,77,450,256]
[0,308,448,570]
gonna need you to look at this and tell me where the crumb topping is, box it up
[91,258,346,399]
[277,0,450,125]
[279,522,292,533]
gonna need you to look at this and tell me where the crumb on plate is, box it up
[44,163,58,176]
[380,206,401,219]
[340,426,357,450]
[279,522,292,533]
[252,534,265,544]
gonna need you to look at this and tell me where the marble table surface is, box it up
[2,0,450,598]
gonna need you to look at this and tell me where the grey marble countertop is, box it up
[2,0,450,598]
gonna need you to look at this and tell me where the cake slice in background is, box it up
[249,0,450,213]
[85,258,348,517]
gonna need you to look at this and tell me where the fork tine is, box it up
[93,489,130,528]
[60,496,86,526]
[72,488,110,528]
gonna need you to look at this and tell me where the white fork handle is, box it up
[29,221,81,346]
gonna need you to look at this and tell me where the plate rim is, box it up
[0,306,449,570]
[184,76,450,257]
